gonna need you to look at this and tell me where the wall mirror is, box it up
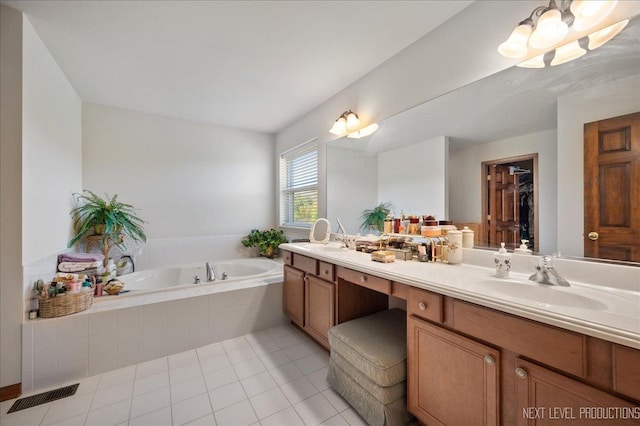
[327,14,640,264]
[309,218,331,244]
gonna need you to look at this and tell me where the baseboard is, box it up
[0,383,21,402]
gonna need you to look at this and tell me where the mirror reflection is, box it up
[327,15,640,263]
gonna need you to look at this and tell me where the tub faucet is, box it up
[206,262,215,282]
[121,255,135,272]
[529,256,570,287]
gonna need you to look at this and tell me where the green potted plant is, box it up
[242,228,288,258]
[360,201,393,233]
[68,190,147,266]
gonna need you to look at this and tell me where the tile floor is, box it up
[0,324,369,426]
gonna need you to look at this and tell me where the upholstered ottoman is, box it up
[327,308,412,426]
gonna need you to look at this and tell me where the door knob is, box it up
[588,232,599,241]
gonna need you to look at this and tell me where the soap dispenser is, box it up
[515,239,532,255]
[494,242,511,278]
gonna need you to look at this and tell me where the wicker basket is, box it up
[38,291,93,318]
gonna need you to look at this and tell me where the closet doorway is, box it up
[481,154,538,252]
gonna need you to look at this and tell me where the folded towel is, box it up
[58,261,102,272]
[58,253,105,263]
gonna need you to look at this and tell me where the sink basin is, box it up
[474,279,609,310]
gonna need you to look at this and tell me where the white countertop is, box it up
[281,242,640,350]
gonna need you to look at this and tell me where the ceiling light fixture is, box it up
[498,0,624,68]
[329,110,360,136]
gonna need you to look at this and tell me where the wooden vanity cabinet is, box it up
[408,315,499,426]
[282,251,337,349]
[283,264,305,328]
[304,274,335,348]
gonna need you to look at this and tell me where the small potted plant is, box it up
[360,201,393,233]
[242,228,288,258]
[68,190,147,266]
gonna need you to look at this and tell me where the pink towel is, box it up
[58,252,105,263]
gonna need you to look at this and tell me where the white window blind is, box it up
[280,141,318,227]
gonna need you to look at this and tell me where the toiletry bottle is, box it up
[447,230,463,264]
[494,243,512,278]
[515,239,532,254]
[461,226,474,248]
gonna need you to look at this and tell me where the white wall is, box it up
[0,4,24,389]
[83,103,275,241]
[449,129,557,254]
[378,136,449,220]
[22,18,83,265]
[557,73,640,256]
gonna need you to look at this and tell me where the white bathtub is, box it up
[119,258,282,292]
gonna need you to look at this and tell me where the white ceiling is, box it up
[2,0,472,133]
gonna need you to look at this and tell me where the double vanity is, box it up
[280,242,640,425]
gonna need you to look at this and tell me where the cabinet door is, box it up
[516,358,640,425]
[408,315,499,426]
[283,265,305,328]
[304,275,335,349]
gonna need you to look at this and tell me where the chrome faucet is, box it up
[205,262,215,282]
[336,218,349,248]
[529,256,570,287]
[121,255,135,272]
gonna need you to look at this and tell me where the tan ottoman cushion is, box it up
[328,308,406,387]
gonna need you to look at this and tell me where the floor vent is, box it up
[7,383,79,414]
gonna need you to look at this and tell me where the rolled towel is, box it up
[58,253,105,263]
[58,261,102,272]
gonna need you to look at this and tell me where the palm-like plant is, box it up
[360,201,393,233]
[68,191,147,265]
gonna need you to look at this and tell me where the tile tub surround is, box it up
[22,281,287,394]
[4,324,371,426]
[282,243,640,350]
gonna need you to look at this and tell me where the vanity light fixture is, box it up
[329,110,360,136]
[498,0,625,68]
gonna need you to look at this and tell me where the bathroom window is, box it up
[280,140,318,227]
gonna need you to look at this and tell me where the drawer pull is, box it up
[515,367,528,379]
[323,270,329,275]
[484,355,495,366]
[360,275,367,283]
[418,302,427,311]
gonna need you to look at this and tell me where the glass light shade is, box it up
[588,19,628,50]
[345,112,360,130]
[498,24,533,58]
[529,9,569,49]
[516,53,546,68]
[347,123,379,139]
[329,116,347,135]
[551,40,587,66]
[571,0,618,31]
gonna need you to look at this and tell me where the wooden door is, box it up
[515,358,640,425]
[283,265,304,327]
[407,315,499,426]
[584,112,640,262]
[488,164,520,249]
[304,275,335,349]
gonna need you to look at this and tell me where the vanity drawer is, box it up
[282,250,293,266]
[452,300,586,377]
[293,253,318,275]
[337,267,391,295]
[408,287,443,323]
[318,261,335,282]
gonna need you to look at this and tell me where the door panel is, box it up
[584,112,640,262]
[489,165,520,249]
